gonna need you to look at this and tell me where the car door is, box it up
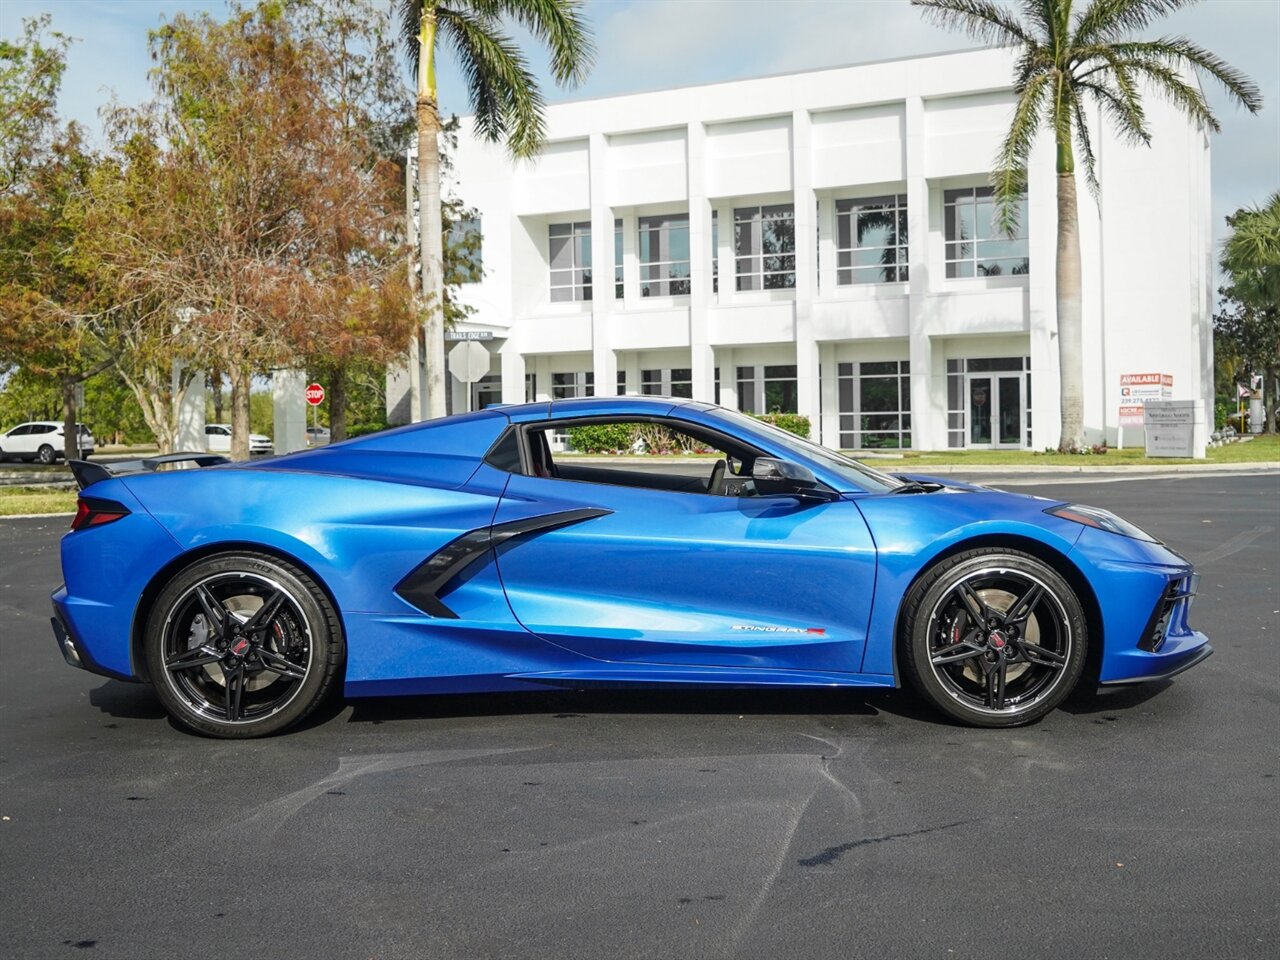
[492,454,878,674]
[4,425,32,455]
[206,426,230,452]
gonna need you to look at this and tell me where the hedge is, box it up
[752,413,810,439]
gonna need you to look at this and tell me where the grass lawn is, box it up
[0,485,77,517]
[882,433,1280,466]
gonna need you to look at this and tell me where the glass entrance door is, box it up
[967,374,1023,448]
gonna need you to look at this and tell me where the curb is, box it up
[0,512,74,521]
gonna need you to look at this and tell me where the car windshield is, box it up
[706,407,904,494]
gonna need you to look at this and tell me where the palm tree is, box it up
[1222,191,1280,302]
[912,0,1261,451]
[395,0,593,419]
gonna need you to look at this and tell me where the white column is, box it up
[623,351,641,396]
[174,364,206,452]
[621,208,639,310]
[904,95,940,451]
[717,347,736,409]
[792,109,821,440]
[500,341,526,405]
[819,343,840,448]
[714,200,733,306]
[271,368,306,454]
[688,121,715,402]
[588,132,618,396]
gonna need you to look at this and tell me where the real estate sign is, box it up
[1119,373,1173,426]
[1144,400,1197,457]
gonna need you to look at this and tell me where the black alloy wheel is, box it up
[902,548,1087,727]
[145,552,343,738]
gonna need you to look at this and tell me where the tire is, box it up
[145,552,344,738]
[901,548,1087,728]
[37,444,57,464]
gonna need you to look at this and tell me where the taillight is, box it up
[70,497,130,531]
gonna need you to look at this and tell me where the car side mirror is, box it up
[751,458,831,499]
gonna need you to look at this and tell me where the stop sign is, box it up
[305,383,325,406]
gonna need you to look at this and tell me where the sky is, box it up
[3,0,1278,265]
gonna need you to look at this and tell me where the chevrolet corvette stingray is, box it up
[51,397,1210,737]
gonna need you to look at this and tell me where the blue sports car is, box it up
[51,397,1210,738]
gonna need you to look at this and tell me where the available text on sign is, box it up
[1118,373,1172,426]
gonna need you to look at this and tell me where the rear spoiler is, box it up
[68,452,231,491]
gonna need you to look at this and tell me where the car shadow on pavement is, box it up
[344,686,888,726]
[88,680,166,720]
[1060,679,1174,715]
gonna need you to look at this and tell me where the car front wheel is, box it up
[145,552,344,738]
[901,548,1087,727]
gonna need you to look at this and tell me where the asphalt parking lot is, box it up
[1,473,1277,960]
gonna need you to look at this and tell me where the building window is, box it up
[525,372,537,403]
[944,187,1029,278]
[711,210,719,294]
[617,370,627,394]
[737,364,797,414]
[549,221,592,302]
[639,214,690,297]
[837,360,911,449]
[734,204,795,291]
[448,217,482,283]
[614,219,623,299]
[836,195,907,284]
[640,367,693,399]
[551,371,594,399]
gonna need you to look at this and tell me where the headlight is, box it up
[1044,503,1158,542]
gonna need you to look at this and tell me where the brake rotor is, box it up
[957,587,1042,684]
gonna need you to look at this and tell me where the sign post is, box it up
[448,341,490,413]
[305,382,324,441]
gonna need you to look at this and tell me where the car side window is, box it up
[514,418,762,498]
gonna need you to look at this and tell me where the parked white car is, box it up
[205,423,273,456]
[0,422,95,464]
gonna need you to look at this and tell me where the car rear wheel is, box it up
[901,548,1087,728]
[37,444,57,464]
[145,552,343,738]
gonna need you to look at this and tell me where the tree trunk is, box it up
[417,4,446,421]
[230,364,252,461]
[330,363,348,442]
[60,377,79,462]
[1056,172,1084,452]
[1267,364,1278,434]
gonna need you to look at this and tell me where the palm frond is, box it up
[437,5,545,157]
[396,0,424,78]
[1067,83,1100,199]
[1072,0,1194,45]
[910,0,1037,47]
[1075,76,1149,146]
[991,70,1051,235]
[471,0,594,86]
[1111,55,1217,131]
[1111,37,1264,113]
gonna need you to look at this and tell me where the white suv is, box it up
[0,422,96,464]
[205,423,273,456]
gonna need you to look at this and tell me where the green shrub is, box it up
[752,413,810,439]
[566,422,637,453]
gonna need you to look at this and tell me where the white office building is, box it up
[405,46,1213,451]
